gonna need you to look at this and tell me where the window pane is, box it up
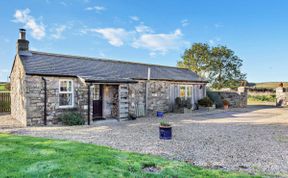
[180,86,186,97]
[60,81,67,92]
[187,86,192,97]
[59,93,72,106]
[67,81,72,92]
[93,85,100,100]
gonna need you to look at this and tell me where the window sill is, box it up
[58,106,76,109]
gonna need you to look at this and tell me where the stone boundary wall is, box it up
[248,91,275,96]
[276,87,288,107]
[208,87,248,108]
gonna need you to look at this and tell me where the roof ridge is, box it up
[30,50,189,70]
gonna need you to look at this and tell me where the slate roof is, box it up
[19,51,207,83]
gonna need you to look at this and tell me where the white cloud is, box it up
[181,19,189,27]
[130,16,139,21]
[135,24,153,33]
[13,8,45,40]
[132,29,187,54]
[51,25,67,39]
[87,28,130,47]
[85,6,106,13]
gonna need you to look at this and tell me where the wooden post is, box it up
[145,67,151,115]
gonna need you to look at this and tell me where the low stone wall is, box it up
[208,87,248,108]
[276,87,288,107]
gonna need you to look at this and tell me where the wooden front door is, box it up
[93,84,103,120]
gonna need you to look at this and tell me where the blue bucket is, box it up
[157,111,164,118]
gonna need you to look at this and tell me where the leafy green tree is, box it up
[178,43,246,89]
[177,43,210,77]
[209,46,246,89]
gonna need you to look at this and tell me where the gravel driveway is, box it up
[2,105,288,176]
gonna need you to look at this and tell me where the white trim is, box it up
[59,79,74,108]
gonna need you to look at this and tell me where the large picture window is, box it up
[59,80,73,108]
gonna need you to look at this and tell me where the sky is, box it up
[0,0,288,82]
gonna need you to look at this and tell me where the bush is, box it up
[175,97,183,108]
[160,120,171,127]
[207,91,223,108]
[0,101,10,111]
[59,112,85,126]
[198,97,213,107]
[184,98,192,109]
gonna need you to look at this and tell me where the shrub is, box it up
[175,97,183,107]
[198,97,213,107]
[160,120,171,127]
[207,91,223,108]
[184,98,192,109]
[248,94,276,102]
[59,112,85,126]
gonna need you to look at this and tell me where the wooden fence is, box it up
[0,92,11,112]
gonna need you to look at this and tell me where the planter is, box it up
[224,105,229,110]
[157,111,164,118]
[159,126,172,140]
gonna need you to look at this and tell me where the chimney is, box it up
[16,29,29,53]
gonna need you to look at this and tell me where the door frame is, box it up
[93,84,104,120]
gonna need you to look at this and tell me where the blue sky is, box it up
[0,0,288,82]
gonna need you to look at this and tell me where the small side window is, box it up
[59,80,74,108]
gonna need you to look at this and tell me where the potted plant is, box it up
[223,100,230,110]
[159,121,172,140]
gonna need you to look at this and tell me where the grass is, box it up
[0,84,6,91]
[248,95,276,103]
[0,134,261,178]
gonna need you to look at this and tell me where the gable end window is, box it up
[59,80,74,108]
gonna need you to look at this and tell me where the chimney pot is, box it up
[16,28,29,53]
[19,28,26,40]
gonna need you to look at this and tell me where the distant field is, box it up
[252,82,288,89]
[0,83,8,91]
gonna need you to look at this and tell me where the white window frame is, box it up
[59,79,74,108]
[179,85,192,99]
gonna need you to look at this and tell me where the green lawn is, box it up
[0,84,6,91]
[0,134,260,178]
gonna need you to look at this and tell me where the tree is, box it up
[177,43,210,77]
[209,46,246,89]
[178,43,246,89]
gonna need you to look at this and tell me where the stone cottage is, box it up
[10,29,207,126]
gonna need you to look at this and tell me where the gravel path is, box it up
[2,105,288,176]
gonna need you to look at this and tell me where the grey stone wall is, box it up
[276,87,288,107]
[10,55,27,126]
[25,76,89,126]
[208,87,248,108]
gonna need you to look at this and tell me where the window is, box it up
[180,86,186,97]
[59,80,73,107]
[179,85,192,98]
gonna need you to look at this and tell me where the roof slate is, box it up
[20,51,206,83]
